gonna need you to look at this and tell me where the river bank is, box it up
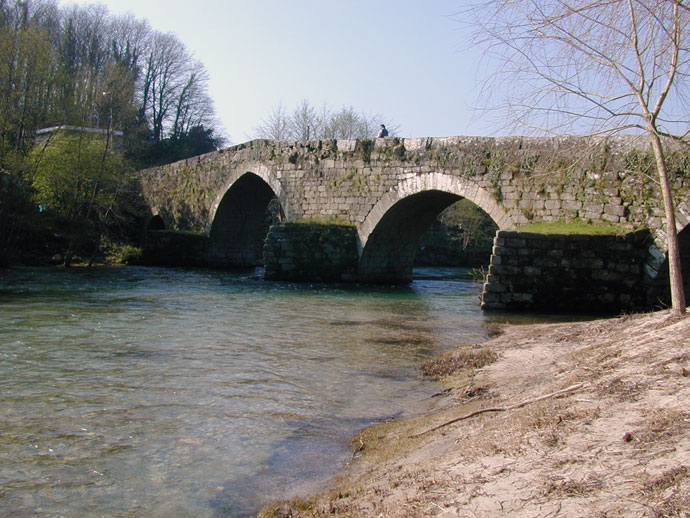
[260,309,690,517]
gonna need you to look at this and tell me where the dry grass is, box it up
[422,347,498,379]
[636,408,690,445]
[641,466,690,518]
[543,473,605,497]
[483,322,505,338]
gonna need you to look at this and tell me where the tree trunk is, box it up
[650,132,686,315]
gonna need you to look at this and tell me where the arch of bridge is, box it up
[208,161,289,225]
[357,172,516,253]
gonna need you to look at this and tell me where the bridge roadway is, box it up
[136,135,690,292]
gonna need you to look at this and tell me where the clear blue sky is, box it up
[58,1,494,144]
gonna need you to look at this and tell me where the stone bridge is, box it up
[136,135,690,310]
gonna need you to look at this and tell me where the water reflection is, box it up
[0,266,488,517]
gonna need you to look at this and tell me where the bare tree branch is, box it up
[463,0,688,314]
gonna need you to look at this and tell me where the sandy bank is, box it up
[260,310,690,517]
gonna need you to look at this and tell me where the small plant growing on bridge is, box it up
[393,143,406,159]
[356,138,374,163]
[622,150,655,176]
[293,216,352,226]
[515,220,630,235]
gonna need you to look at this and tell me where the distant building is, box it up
[35,125,124,151]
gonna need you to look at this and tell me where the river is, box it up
[0,266,490,517]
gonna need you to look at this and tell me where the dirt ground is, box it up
[259,310,690,518]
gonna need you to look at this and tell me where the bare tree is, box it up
[465,0,689,315]
[254,102,291,140]
[170,61,215,139]
[287,99,317,140]
[140,32,186,141]
[108,13,150,77]
[256,100,399,141]
[137,31,217,143]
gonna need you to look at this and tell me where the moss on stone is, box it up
[515,220,631,235]
[356,138,374,163]
[291,217,353,227]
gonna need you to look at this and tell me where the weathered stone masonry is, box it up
[137,135,690,243]
[263,222,358,282]
[136,135,690,310]
[480,230,653,312]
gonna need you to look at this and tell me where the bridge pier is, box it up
[480,229,667,313]
[263,222,358,282]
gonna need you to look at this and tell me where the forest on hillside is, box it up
[0,0,224,265]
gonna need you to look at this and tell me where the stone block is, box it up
[493,245,515,255]
[583,202,605,213]
[592,269,622,282]
[503,255,520,266]
[603,187,620,197]
[481,291,502,303]
[601,214,621,223]
[563,200,583,210]
[512,292,533,303]
[485,282,507,293]
[614,262,630,273]
[337,140,356,152]
[607,241,632,251]
[505,238,527,247]
[604,203,626,217]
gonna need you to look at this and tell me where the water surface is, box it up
[0,266,488,517]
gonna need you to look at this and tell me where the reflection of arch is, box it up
[206,171,283,267]
[357,173,516,282]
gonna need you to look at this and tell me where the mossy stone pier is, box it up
[136,135,690,311]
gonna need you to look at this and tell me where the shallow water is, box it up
[0,266,489,517]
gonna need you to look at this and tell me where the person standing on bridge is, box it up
[377,124,389,138]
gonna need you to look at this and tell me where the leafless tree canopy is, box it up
[465,0,690,139]
[255,100,399,141]
[463,0,688,314]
